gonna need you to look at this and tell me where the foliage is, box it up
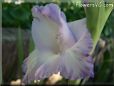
[2,2,114,85]
[84,0,113,52]
[2,3,85,29]
[0,44,1,83]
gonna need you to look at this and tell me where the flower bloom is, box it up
[22,3,94,83]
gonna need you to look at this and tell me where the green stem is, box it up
[17,28,24,78]
[0,59,2,85]
[29,35,34,53]
[0,0,2,84]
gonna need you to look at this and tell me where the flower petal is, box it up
[68,18,87,40]
[34,46,94,80]
[33,18,94,80]
[59,50,94,80]
[68,18,93,54]
[41,3,61,25]
[22,49,56,83]
[22,57,28,75]
[61,11,67,21]
[23,19,94,83]
[31,3,70,54]
[34,54,59,80]
[23,4,94,83]
[31,3,75,53]
[32,8,59,54]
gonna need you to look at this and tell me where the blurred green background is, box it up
[2,1,114,85]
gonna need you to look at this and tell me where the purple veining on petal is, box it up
[70,29,93,57]
[23,47,94,82]
[59,53,93,80]
[22,3,94,83]
[81,56,94,78]
[32,3,66,25]
[86,56,94,63]
[34,55,59,80]
[59,62,69,79]
[41,3,62,25]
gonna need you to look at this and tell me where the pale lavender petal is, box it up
[23,4,94,83]
[31,9,59,53]
[68,18,87,40]
[32,5,42,19]
[41,3,62,25]
[68,18,93,54]
[32,20,94,80]
[33,48,94,80]
[22,57,28,75]
[59,49,94,80]
[22,49,55,83]
[71,30,93,56]
[31,3,75,53]
[61,11,67,21]
[35,55,59,80]
[23,24,94,84]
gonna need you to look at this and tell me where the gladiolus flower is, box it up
[22,3,94,83]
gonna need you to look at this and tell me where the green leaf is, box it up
[84,0,113,53]
[80,0,113,84]
[0,60,2,85]
[29,35,34,53]
[0,0,2,84]
[16,28,24,78]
